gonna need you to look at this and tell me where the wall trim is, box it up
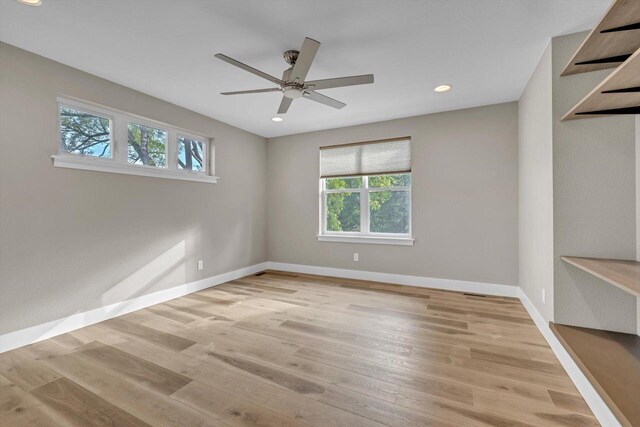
[267,261,519,297]
[517,289,621,427]
[0,262,268,353]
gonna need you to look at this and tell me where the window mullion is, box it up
[320,179,325,234]
[114,115,128,164]
[361,176,369,234]
[167,129,177,170]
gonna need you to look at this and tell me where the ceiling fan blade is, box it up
[303,90,346,109]
[278,96,293,114]
[215,53,283,85]
[290,37,320,82]
[221,88,281,95]
[305,74,374,90]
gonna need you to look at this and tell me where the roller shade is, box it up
[320,137,411,178]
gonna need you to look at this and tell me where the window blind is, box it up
[320,137,411,178]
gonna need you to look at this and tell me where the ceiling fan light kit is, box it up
[216,37,374,116]
[282,84,304,99]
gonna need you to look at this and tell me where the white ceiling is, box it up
[0,0,609,138]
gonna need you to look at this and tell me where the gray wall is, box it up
[637,116,640,264]
[518,43,554,322]
[0,42,268,334]
[551,33,637,333]
[267,103,519,286]
[636,116,639,335]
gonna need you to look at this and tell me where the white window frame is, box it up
[318,174,414,246]
[52,96,218,184]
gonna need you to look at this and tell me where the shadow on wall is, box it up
[100,240,187,305]
[17,240,189,344]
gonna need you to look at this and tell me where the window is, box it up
[319,138,413,245]
[53,97,217,183]
[326,177,362,232]
[59,105,112,158]
[177,135,205,172]
[368,174,411,234]
[127,122,167,167]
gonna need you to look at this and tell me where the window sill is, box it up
[51,155,219,184]
[317,235,415,246]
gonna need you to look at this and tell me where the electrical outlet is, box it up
[542,288,546,304]
[353,253,359,262]
[197,260,204,271]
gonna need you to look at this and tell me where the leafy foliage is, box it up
[127,123,167,167]
[369,174,410,188]
[326,177,362,189]
[370,191,410,233]
[326,177,361,232]
[327,192,360,232]
[369,174,410,233]
[60,107,111,157]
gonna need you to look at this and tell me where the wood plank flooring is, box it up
[0,271,598,426]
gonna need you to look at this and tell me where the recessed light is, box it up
[271,117,283,122]
[434,84,452,93]
[17,0,42,5]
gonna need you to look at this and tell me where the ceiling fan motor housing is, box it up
[283,50,299,66]
[281,54,306,99]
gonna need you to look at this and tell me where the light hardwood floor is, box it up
[0,271,598,426]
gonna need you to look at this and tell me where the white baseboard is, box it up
[267,261,519,298]
[0,262,268,353]
[517,289,621,427]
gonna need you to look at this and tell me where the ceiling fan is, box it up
[215,37,374,115]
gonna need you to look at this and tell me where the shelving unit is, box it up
[560,256,640,296]
[550,323,640,427]
[562,48,640,120]
[555,3,640,426]
[562,0,640,76]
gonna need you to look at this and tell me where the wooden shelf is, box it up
[550,323,640,427]
[562,0,640,76]
[561,256,640,296]
[562,48,640,120]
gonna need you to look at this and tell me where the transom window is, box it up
[54,97,217,183]
[59,105,112,158]
[319,137,413,244]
